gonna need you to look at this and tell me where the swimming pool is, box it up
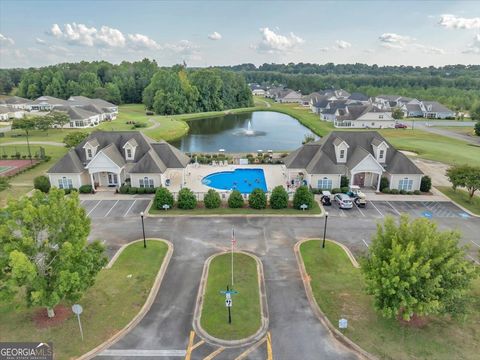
[202,168,267,194]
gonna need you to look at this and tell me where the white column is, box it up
[376,173,381,192]
[90,172,96,191]
[350,172,355,186]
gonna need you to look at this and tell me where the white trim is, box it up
[85,149,122,172]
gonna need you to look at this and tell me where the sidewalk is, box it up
[79,193,153,200]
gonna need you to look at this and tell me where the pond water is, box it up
[169,111,316,153]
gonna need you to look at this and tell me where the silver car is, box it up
[334,193,353,209]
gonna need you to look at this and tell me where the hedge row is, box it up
[118,185,157,194]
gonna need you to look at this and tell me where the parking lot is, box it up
[81,199,151,218]
[326,200,471,220]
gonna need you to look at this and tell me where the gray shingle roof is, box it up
[55,106,97,120]
[47,149,85,173]
[421,101,453,114]
[0,96,32,105]
[284,131,422,175]
[100,143,126,168]
[348,92,370,101]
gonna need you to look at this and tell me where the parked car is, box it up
[321,190,332,206]
[334,193,353,209]
[395,123,408,129]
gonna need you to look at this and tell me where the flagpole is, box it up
[231,226,234,289]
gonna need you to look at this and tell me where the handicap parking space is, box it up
[326,200,470,220]
[81,199,151,218]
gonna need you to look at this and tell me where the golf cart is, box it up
[346,185,367,208]
[321,190,332,206]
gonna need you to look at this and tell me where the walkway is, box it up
[0,140,65,147]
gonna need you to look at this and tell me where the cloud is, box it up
[35,38,47,45]
[164,40,201,61]
[335,40,351,49]
[96,26,126,47]
[463,34,480,54]
[439,14,480,30]
[413,44,446,55]
[50,24,63,37]
[254,27,304,53]
[0,33,15,45]
[378,33,413,49]
[208,31,222,40]
[128,33,161,50]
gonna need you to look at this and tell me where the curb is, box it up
[294,239,377,360]
[78,238,174,360]
[192,250,269,348]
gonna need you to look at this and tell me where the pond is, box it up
[169,111,317,153]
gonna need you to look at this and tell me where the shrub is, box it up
[155,187,174,209]
[270,186,288,209]
[137,187,146,194]
[79,184,93,194]
[420,175,432,192]
[390,189,399,195]
[331,188,341,194]
[340,186,349,194]
[340,175,349,188]
[204,189,221,209]
[145,187,156,194]
[413,190,421,195]
[228,190,244,208]
[128,187,137,195]
[119,185,130,194]
[382,188,391,194]
[380,176,390,191]
[177,187,197,209]
[293,185,314,210]
[63,188,77,195]
[33,175,50,193]
[475,121,480,136]
[249,188,267,209]
[399,189,407,195]
[0,177,10,192]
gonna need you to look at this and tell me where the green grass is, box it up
[200,252,261,340]
[300,240,480,360]
[379,129,480,167]
[436,186,480,215]
[149,200,321,216]
[0,240,168,360]
[0,145,68,207]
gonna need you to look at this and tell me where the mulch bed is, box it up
[397,312,429,328]
[32,305,71,328]
[0,159,38,177]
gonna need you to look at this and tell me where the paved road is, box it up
[401,120,480,145]
[89,204,480,360]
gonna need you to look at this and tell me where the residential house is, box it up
[333,105,395,129]
[401,99,424,117]
[320,100,349,121]
[276,89,303,103]
[0,105,25,120]
[29,96,70,111]
[48,131,190,191]
[420,101,455,119]
[0,96,32,110]
[347,92,371,104]
[283,131,423,192]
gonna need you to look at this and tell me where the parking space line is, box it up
[403,201,415,210]
[104,200,119,217]
[362,239,369,248]
[339,208,347,217]
[370,201,384,217]
[204,347,225,360]
[467,255,480,265]
[191,340,204,351]
[87,200,101,216]
[184,331,195,360]
[267,332,273,360]
[353,203,365,217]
[471,240,480,248]
[234,337,266,360]
[386,201,401,216]
[124,200,137,217]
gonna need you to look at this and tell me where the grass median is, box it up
[436,186,480,215]
[0,240,169,359]
[299,239,480,360]
[200,252,261,340]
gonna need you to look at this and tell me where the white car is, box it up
[334,193,353,209]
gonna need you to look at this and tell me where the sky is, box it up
[0,0,479,68]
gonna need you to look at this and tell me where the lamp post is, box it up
[140,211,146,248]
[322,212,329,248]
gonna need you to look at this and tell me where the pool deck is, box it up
[176,164,288,194]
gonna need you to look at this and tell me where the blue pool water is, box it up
[202,169,267,194]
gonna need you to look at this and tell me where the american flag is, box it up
[231,227,236,246]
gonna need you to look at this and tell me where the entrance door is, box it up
[354,173,365,187]
[107,173,118,186]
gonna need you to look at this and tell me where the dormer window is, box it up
[371,138,389,163]
[123,138,138,160]
[87,148,93,159]
[333,137,349,163]
[340,149,345,159]
[379,149,385,160]
[83,138,99,161]
[126,148,132,159]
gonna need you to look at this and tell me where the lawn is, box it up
[149,200,322,216]
[0,240,168,360]
[379,129,480,167]
[436,186,480,215]
[200,252,261,340]
[300,240,480,360]
[0,145,68,207]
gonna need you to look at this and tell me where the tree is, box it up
[270,186,288,209]
[0,189,107,317]
[340,175,349,188]
[446,165,480,200]
[63,132,89,148]
[474,121,480,136]
[204,189,221,209]
[249,188,267,209]
[35,115,54,133]
[362,215,477,322]
[34,175,51,193]
[380,176,390,191]
[293,185,314,209]
[420,175,432,192]
[155,187,174,209]
[50,111,70,128]
[228,190,244,208]
[177,187,197,209]
[470,101,480,120]
[0,177,10,192]
[392,108,404,120]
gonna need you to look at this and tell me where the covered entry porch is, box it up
[349,154,384,192]
[89,171,125,190]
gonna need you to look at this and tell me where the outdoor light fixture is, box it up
[140,211,146,248]
[322,211,329,248]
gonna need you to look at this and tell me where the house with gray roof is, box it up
[0,96,32,110]
[48,131,190,191]
[276,89,303,103]
[283,131,423,191]
[420,101,455,119]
